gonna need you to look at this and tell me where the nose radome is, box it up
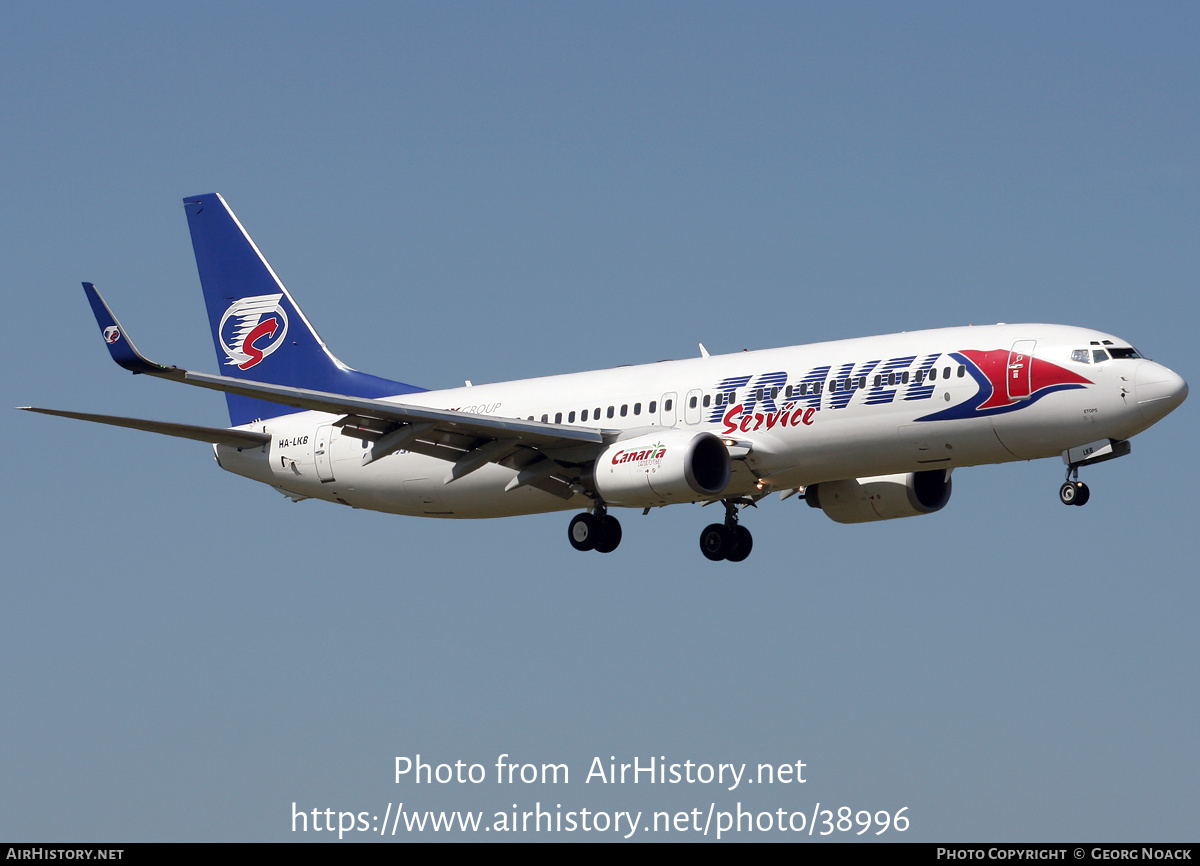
[1135,361,1188,424]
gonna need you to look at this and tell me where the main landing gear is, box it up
[1059,466,1091,507]
[699,499,754,563]
[568,505,622,553]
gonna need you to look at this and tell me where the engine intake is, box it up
[805,469,952,524]
[591,430,731,507]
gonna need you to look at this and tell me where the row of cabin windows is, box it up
[527,365,968,424]
[533,400,666,424]
[706,365,968,405]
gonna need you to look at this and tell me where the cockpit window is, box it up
[1109,347,1141,359]
[1092,349,1110,363]
[1071,349,1091,364]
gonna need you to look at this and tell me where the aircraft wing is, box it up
[82,283,618,497]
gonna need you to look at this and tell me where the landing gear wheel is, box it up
[725,525,753,562]
[593,515,623,553]
[568,513,599,551]
[700,524,730,561]
[1059,481,1089,506]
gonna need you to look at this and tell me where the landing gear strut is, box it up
[1059,465,1090,507]
[568,504,622,553]
[699,499,754,562]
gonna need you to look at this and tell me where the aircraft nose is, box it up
[1135,361,1188,424]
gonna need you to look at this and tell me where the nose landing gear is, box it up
[1059,466,1090,507]
[699,499,754,562]
[1058,439,1132,507]
[568,505,622,553]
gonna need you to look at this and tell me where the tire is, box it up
[568,512,599,551]
[1073,482,1090,506]
[1059,481,1077,506]
[700,523,730,561]
[725,525,753,562]
[593,515,623,553]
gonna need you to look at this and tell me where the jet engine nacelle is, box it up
[805,469,952,524]
[591,430,731,507]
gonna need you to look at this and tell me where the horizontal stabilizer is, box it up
[18,407,271,448]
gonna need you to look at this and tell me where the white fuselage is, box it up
[213,323,1184,518]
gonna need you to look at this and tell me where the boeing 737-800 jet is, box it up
[21,194,1188,561]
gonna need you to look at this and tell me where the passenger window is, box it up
[649,401,657,413]
[873,375,881,387]
[634,402,641,415]
[594,407,600,418]
[541,414,548,423]
[771,386,779,399]
[756,389,763,401]
[928,368,937,381]
[915,370,924,384]
[814,382,822,395]
[581,409,589,422]
[901,372,910,384]
[569,411,576,423]
[858,376,866,389]
[607,406,615,418]
[957,366,965,377]
[689,395,697,409]
[620,404,628,417]
[785,386,792,398]
[703,394,711,408]
[888,373,896,386]
[944,367,950,379]
[799,384,808,396]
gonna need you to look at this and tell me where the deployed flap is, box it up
[172,369,610,446]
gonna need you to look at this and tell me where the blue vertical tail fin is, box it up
[183,193,424,426]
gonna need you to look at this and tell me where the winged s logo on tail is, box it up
[218,294,289,370]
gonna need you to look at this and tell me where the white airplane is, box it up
[21,194,1188,561]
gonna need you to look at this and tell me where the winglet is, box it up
[82,282,169,375]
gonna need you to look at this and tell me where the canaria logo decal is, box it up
[218,294,289,370]
[103,326,121,344]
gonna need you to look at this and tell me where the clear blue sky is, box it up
[3,2,1196,841]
